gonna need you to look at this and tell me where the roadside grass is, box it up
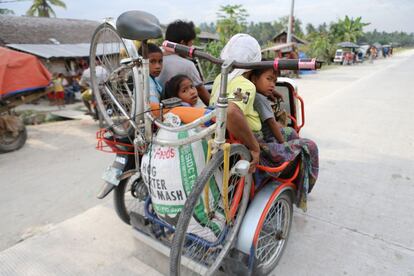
[320,63,342,71]
[17,110,70,125]
[393,47,414,54]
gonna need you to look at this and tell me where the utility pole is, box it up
[286,0,295,43]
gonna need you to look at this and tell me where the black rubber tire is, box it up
[0,126,27,153]
[89,22,137,137]
[113,176,133,225]
[252,191,293,275]
[170,144,252,276]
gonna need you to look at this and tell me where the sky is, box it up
[2,0,414,33]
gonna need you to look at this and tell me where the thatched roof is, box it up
[0,15,100,45]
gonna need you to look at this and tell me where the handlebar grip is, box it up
[162,40,195,58]
[273,58,322,71]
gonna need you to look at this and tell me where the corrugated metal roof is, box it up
[337,41,360,48]
[6,43,121,59]
[198,31,219,41]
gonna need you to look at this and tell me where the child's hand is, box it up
[268,90,284,102]
[249,149,260,173]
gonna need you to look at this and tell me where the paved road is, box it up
[0,119,113,250]
[275,50,414,275]
[0,50,413,275]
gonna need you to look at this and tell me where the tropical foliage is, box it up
[216,4,248,41]
[247,21,283,46]
[330,16,369,43]
[0,8,15,15]
[277,15,305,39]
[360,30,414,46]
[198,5,249,81]
[305,32,337,63]
[197,5,412,72]
[304,16,370,63]
[26,0,66,17]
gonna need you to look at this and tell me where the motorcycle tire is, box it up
[0,126,27,153]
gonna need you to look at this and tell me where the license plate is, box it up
[102,165,123,186]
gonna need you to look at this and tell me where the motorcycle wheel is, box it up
[0,126,27,153]
[113,174,145,225]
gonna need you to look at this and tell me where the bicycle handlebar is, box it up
[162,40,322,71]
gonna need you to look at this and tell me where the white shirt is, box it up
[80,65,108,87]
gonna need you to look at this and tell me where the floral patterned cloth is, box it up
[255,127,319,211]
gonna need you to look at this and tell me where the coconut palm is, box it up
[26,0,66,17]
[331,16,369,43]
[307,32,336,64]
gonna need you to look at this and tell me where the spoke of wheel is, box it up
[257,230,276,242]
[268,206,279,233]
[101,30,113,71]
[256,197,290,264]
[123,82,133,100]
[261,242,280,262]
[174,148,250,276]
[276,202,283,230]
[256,239,279,260]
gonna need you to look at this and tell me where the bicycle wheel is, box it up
[113,174,147,225]
[90,22,138,136]
[170,144,252,276]
[252,191,293,275]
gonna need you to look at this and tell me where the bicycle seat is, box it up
[116,10,162,41]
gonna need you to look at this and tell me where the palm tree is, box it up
[331,16,370,43]
[307,32,336,64]
[26,0,66,17]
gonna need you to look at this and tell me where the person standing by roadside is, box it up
[288,45,300,78]
[369,46,377,63]
[52,73,65,108]
[371,46,377,63]
[79,59,108,118]
[157,20,210,106]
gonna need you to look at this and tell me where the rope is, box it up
[222,143,231,223]
[203,139,213,215]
